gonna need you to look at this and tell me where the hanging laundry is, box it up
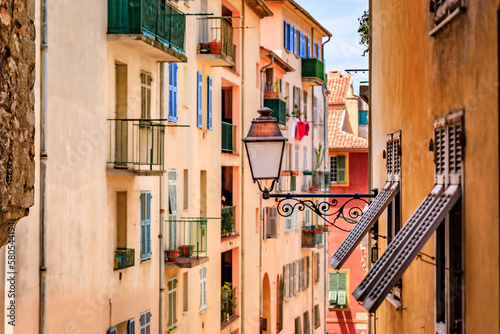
[295,121,310,141]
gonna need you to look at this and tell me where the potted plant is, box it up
[209,39,221,54]
[166,249,180,262]
[179,245,194,257]
[314,226,323,234]
[323,225,330,232]
[199,43,209,53]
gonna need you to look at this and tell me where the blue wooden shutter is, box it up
[140,192,152,260]
[284,21,288,50]
[316,44,320,59]
[207,76,213,130]
[168,63,178,123]
[288,24,292,51]
[306,37,310,58]
[293,27,297,55]
[197,71,203,128]
[300,32,304,58]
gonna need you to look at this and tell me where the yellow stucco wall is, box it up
[371,0,499,333]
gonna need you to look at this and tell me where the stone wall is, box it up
[0,0,35,246]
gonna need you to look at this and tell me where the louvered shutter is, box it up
[285,215,293,232]
[293,27,297,55]
[168,63,178,123]
[288,24,292,51]
[127,319,135,334]
[284,21,288,49]
[329,181,400,269]
[200,266,207,310]
[294,210,299,230]
[299,259,303,291]
[168,171,178,250]
[140,192,152,260]
[306,256,310,288]
[197,71,203,128]
[337,272,347,306]
[267,207,278,238]
[306,37,310,58]
[289,263,293,297]
[207,76,213,130]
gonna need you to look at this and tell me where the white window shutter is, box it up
[268,207,278,238]
[337,291,347,306]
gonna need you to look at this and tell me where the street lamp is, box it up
[243,108,377,228]
[242,107,287,198]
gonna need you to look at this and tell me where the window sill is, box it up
[328,306,349,312]
[140,257,152,263]
[385,293,402,308]
[200,307,207,314]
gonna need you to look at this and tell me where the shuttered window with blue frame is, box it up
[168,63,178,123]
[207,76,213,130]
[140,191,152,260]
[306,37,310,58]
[284,21,288,50]
[197,71,203,128]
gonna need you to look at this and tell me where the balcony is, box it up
[263,98,287,126]
[301,58,325,86]
[165,218,209,268]
[310,171,331,192]
[276,173,297,193]
[221,284,238,324]
[221,206,236,238]
[198,18,236,67]
[222,122,236,153]
[107,0,187,62]
[107,119,165,176]
[301,227,324,249]
[114,248,135,270]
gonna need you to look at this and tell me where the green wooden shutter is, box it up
[337,155,346,184]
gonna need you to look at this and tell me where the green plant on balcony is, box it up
[221,282,237,322]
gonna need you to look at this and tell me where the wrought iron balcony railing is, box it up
[221,206,236,238]
[108,0,186,54]
[198,17,235,59]
[301,227,324,249]
[264,98,287,126]
[114,248,135,270]
[165,217,208,268]
[222,122,236,153]
[107,119,165,173]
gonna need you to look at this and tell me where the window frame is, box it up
[168,277,178,330]
[140,71,152,120]
[328,270,349,311]
[200,266,208,312]
[139,309,151,334]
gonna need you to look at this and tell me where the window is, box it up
[303,91,307,120]
[303,311,310,334]
[330,155,346,184]
[304,207,311,226]
[265,207,278,239]
[313,305,320,329]
[314,252,320,284]
[435,200,463,334]
[294,317,302,334]
[294,145,299,172]
[306,256,310,289]
[207,76,213,130]
[200,266,208,311]
[285,213,294,232]
[168,170,178,251]
[352,112,463,314]
[140,71,152,119]
[168,278,178,330]
[140,192,152,261]
[116,192,128,249]
[277,274,284,332]
[197,71,203,128]
[127,319,135,334]
[306,36,310,58]
[288,263,293,297]
[303,146,308,171]
[183,272,188,312]
[359,110,368,125]
[294,209,299,230]
[140,310,151,334]
[299,258,304,291]
[183,169,189,210]
[168,63,178,123]
[329,271,348,309]
[293,261,299,295]
[283,265,290,299]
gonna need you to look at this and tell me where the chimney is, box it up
[328,70,341,80]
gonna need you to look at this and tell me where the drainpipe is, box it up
[159,62,166,334]
[367,1,373,332]
[240,1,246,332]
[39,0,48,333]
[260,53,274,108]
[321,35,331,333]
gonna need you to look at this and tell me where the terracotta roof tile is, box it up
[328,108,368,149]
[327,74,353,105]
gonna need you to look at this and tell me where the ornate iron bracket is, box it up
[267,189,378,229]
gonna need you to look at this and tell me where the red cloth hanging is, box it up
[295,121,310,141]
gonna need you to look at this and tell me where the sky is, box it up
[295,0,369,91]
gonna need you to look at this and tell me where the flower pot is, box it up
[314,229,323,234]
[264,91,278,99]
[179,245,194,257]
[209,41,221,54]
[199,43,209,54]
[166,250,179,262]
[323,226,330,232]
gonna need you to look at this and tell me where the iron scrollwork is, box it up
[269,191,377,229]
